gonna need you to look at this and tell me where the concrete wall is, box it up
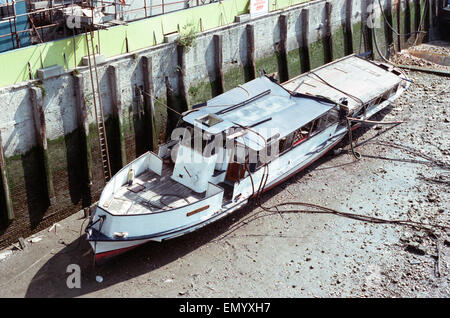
[0,0,437,247]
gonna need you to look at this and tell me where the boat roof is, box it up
[182,76,335,151]
[283,55,403,112]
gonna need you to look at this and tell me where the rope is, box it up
[375,0,427,39]
[137,86,183,116]
[346,117,362,160]
[307,72,365,107]
[372,0,428,68]
[227,112,449,242]
[347,117,404,125]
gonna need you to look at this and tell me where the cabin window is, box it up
[324,107,339,127]
[309,117,328,137]
[279,133,294,154]
[291,112,333,147]
[292,121,313,146]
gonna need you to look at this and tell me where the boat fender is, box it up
[127,168,135,186]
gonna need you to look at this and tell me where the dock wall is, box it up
[0,0,439,248]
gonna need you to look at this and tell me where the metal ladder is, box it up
[85,28,112,182]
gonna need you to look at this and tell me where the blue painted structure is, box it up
[0,0,31,53]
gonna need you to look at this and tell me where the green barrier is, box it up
[0,0,312,88]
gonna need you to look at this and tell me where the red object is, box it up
[293,136,307,146]
[95,244,143,265]
[119,0,126,5]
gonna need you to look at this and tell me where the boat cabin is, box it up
[159,75,345,197]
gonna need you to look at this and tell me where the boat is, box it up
[85,54,410,264]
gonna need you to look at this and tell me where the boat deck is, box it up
[104,167,203,215]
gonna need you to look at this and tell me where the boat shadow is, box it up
[23,150,338,298]
[22,202,260,297]
[24,107,395,297]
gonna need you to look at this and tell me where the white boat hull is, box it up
[87,128,348,264]
[86,55,410,265]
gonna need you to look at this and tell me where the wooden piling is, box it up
[30,86,55,204]
[404,0,411,46]
[141,56,158,151]
[300,9,311,73]
[213,34,225,96]
[362,0,374,59]
[344,0,354,55]
[0,131,13,222]
[278,14,289,83]
[246,24,256,81]
[73,74,93,198]
[324,2,334,63]
[396,0,402,51]
[176,44,190,111]
[423,0,431,42]
[165,76,179,136]
[385,0,394,55]
[432,0,438,27]
[108,65,127,167]
[414,0,421,33]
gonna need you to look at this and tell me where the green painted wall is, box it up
[0,0,314,88]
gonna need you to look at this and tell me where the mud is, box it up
[393,41,450,71]
[0,62,448,298]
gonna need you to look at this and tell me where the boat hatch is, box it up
[195,114,223,127]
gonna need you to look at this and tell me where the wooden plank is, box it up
[186,205,210,217]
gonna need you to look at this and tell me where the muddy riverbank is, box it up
[0,62,448,298]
